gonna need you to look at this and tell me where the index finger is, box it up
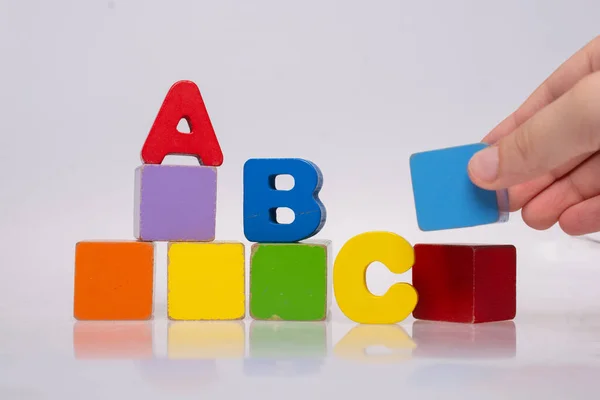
[483,36,600,144]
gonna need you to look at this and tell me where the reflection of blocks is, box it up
[168,242,245,320]
[333,325,415,364]
[167,321,245,359]
[135,165,217,241]
[412,320,516,359]
[249,321,328,358]
[73,322,153,359]
[412,244,516,323]
[250,241,331,321]
[73,241,154,320]
[245,321,327,376]
[409,143,508,231]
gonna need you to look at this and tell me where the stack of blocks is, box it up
[74,80,245,321]
[244,158,330,321]
[73,79,516,326]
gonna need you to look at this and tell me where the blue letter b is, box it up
[243,158,326,242]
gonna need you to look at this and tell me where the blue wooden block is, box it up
[409,143,509,231]
[243,158,326,243]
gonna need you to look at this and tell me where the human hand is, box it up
[468,36,600,235]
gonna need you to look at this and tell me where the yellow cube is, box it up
[168,241,245,320]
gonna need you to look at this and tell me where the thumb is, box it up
[468,72,600,190]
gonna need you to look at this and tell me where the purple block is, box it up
[134,165,217,241]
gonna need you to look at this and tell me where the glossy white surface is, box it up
[3,300,600,399]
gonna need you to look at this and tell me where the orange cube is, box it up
[74,241,154,320]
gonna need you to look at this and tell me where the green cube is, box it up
[250,241,331,321]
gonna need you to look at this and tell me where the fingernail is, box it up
[469,146,499,182]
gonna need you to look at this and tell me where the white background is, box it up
[2,0,599,319]
[2,2,600,398]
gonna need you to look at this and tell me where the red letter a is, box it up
[141,80,223,166]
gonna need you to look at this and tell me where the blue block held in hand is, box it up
[409,143,509,231]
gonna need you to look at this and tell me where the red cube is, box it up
[412,244,516,323]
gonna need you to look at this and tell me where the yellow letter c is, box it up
[333,231,418,324]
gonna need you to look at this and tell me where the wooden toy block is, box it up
[167,321,245,359]
[334,325,415,364]
[412,320,516,359]
[409,143,509,231]
[412,243,516,323]
[243,158,326,243]
[135,165,217,242]
[249,241,331,321]
[73,322,153,359]
[73,241,154,320]
[167,241,245,320]
[141,80,223,166]
[249,321,328,358]
[333,231,417,324]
